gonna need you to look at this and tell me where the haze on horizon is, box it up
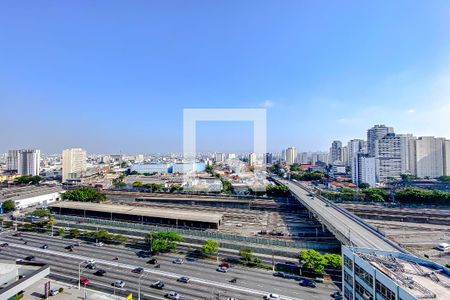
[1,1,449,154]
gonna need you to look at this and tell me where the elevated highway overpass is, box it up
[273,176,405,252]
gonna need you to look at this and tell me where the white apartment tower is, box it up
[17,149,41,176]
[444,140,450,176]
[367,124,394,157]
[415,137,445,178]
[285,147,297,166]
[62,148,87,182]
[352,153,376,187]
[375,133,415,182]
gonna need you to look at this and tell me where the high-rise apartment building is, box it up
[341,146,349,166]
[248,152,256,167]
[17,149,41,176]
[298,152,309,164]
[62,148,87,182]
[375,133,415,182]
[415,137,445,178]
[214,152,225,163]
[330,140,343,163]
[6,150,19,172]
[367,124,394,157]
[347,139,366,165]
[444,140,450,176]
[312,152,329,165]
[352,153,376,187]
[285,147,297,166]
[265,153,273,165]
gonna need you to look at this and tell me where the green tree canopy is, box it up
[62,187,106,202]
[395,188,450,205]
[145,231,183,252]
[323,253,342,269]
[291,172,324,181]
[69,228,80,238]
[358,182,370,189]
[266,185,290,197]
[30,209,51,217]
[132,181,143,187]
[201,239,219,255]
[15,175,42,185]
[2,200,15,212]
[299,249,327,273]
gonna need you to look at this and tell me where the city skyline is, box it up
[1,1,450,154]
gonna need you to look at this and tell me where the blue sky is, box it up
[1,1,449,154]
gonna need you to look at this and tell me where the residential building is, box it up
[214,152,225,163]
[285,146,297,166]
[367,124,394,157]
[6,150,19,172]
[17,149,40,176]
[265,152,273,164]
[298,152,310,164]
[248,152,256,167]
[312,152,329,165]
[341,146,349,166]
[444,140,450,176]
[342,246,450,300]
[348,139,366,166]
[62,148,87,182]
[375,133,415,182]
[330,140,343,164]
[352,153,376,187]
[415,136,445,178]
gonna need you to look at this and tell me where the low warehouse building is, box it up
[50,201,223,229]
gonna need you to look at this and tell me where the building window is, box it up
[355,281,374,300]
[355,263,373,287]
[344,286,353,300]
[375,280,396,300]
[344,270,353,287]
[344,255,353,270]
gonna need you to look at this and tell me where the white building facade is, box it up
[62,148,87,182]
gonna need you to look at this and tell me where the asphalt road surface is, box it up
[277,178,398,251]
[0,231,338,300]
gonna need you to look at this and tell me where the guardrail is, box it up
[271,176,408,253]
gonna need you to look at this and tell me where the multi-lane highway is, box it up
[275,177,400,252]
[0,231,338,300]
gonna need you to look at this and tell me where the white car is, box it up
[216,266,228,273]
[263,294,280,300]
[85,259,96,264]
[113,280,125,288]
[95,242,104,247]
[49,289,59,296]
[173,258,184,264]
[166,291,180,300]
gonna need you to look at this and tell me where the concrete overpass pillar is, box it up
[322,223,325,232]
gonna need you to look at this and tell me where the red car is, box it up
[220,262,231,268]
[13,232,22,237]
[80,278,90,285]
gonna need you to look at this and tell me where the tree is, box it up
[145,231,183,252]
[201,240,219,255]
[289,164,303,172]
[239,248,254,264]
[2,200,15,213]
[299,249,327,274]
[438,176,450,182]
[221,178,233,194]
[395,188,450,205]
[69,229,80,238]
[113,234,127,244]
[205,164,214,175]
[132,181,143,187]
[291,172,324,181]
[62,187,106,202]
[266,185,290,197]
[358,182,370,189]
[31,209,51,217]
[323,253,342,269]
[57,228,65,236]
[15,175,42,185]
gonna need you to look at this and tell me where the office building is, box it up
[285,147,297,166]
[342,246,450,300]
[330,141,343,164]
[62,148,87,182]
[415,137,445,178]
[367,125,394,157]
[352,153,376,187]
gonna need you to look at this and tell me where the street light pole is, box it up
[78,261,83,289]
[138,273,144,300]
